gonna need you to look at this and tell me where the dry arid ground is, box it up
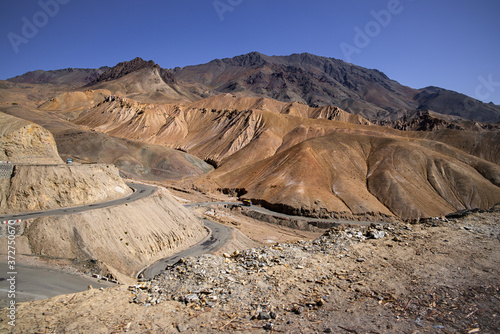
[1,206,498,333]
[1,53,499,333]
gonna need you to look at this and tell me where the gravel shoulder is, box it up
[140,219,233,279]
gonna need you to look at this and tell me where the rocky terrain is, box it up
[421,128,500,165]
[54,129,214,181]
[0,100,214,182]
[413,86,500,123]
[0,112,133,214]
[5,54,493,223]
[174,52,500,123]
[0,52,499,333]
[379,109,500,132]
[210,130,500,220]
[3,71,499,221]
[0,111,209,280]
[37,89,112,116]
[3,186,208,281]
[69,94,500,221]
[86,58,174,87]
[0,112,62,164]
[0,164,132,214]
[2,206,498,333]
[8,53,500,122]
[82,58,201,104]
[8,67,110,86]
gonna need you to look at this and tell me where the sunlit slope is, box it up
[72,95,500,220]
[213,132,500,220]
[0,111,63,164]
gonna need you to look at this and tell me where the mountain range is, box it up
[2,52,500,220]
[8,52,500,123]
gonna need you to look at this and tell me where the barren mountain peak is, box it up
[217,51,269,67]
[87,57,174,86]
[8,52,500,122]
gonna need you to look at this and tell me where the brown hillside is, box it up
[0,112,63,164]
[71,95,500,220]
[0,102,213,182]
[421,129,500,165]
[73,95,382,167]
[187,93,371,124]
[38,89,111,114]
[87,66,200,104]
[211,132,500,220]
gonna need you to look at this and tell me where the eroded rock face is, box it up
[23,187,207,278]
[71,95,500,221]
[0,164,132,214]
[0,112,138,214]
[37,89,111,112]
[0,112,63,164]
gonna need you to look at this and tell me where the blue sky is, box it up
[1,0,499,104]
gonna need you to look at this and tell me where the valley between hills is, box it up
[0,52,499,333]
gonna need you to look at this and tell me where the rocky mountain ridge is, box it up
[8,67,110,86]
[378,109,500,132]
[8,53,500,123]
[86,57,175,86]
[3,54,500,221]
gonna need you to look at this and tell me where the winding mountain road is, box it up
[140,219,232,279]
[137,200,377,278]
[0,182,232,304]
[0,182,157,304]
[1,188,374,304]
[0,262,112,308]
[0,182,157,221]
[185,201,375,226]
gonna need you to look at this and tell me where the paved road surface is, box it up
[0,182,155,305]
[0,182,156,221]
[0,194,371,305]
[0,184,233,304]
[0,262,112,308]
[183,201,235,208]
[185,201,375,226]
[140,219,232,279]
